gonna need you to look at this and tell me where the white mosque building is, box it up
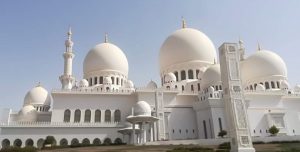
[1,20,300,149]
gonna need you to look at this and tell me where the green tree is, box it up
[218,130,227,138]
[269,125,279,136]
[43,136,56,147]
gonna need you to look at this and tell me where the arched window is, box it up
[250,85,253,90]
[121,79,123,86]
[198,83,201,91]
[277,81,280,88]
[25,139,34,147]
[82,138,90,145]
[74,109,81,122]
[99,76,103,84]
[114,110,121,122]
[84,109,91,122]
[13,139,22,147]
[196,69,200,79]
[71,138,79,146]
[60,138,68,147]
[174,71,178,82]
[191,85,194,92]
[93,138,101,145]
[63,109,71,122]
[111,77,115,84]
[94,77,98,85]
[182,85,185,91]
[2,139,10,149]
[188,69,193,79]
[116,77,119,85]
[181,70,186,80]
[254,83,257,90]
[89,78,92,86]
[95,110,101,122]
[271,81,275,88]
[105,110,111,122]
[216,86,219,91]
[265,82,270,89]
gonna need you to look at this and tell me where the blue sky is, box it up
[1,0,300,110]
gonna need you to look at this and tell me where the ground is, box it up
[39,143,300,152]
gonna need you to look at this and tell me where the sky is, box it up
[0,0,300,110]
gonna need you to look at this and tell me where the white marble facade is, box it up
[1,21,300,149]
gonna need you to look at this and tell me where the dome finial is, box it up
[181,16,186,28]
[67,26,72,40]
[104,33,108,43]
[36,82,41,87]
[257,42,262,51]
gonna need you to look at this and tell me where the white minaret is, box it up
[59,27,75,90]
[219,43,255,152]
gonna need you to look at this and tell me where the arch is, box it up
[94,77,98,85]
[182,85,185,91]
[111,77,115,84]
[271,81,275,88]
[1,139,10,149]
[277,81,280,88]
[25,138,34,147]
[250,85,253,90]
[64,109,71,122]
[13,139,22,147]
[116,77,119,85]
[174,71,178,82]
[105,110,111,122]
[82,138,90,145]
[99,76,103,84]
[37,138,44,149]
[103,138,112,145]
[95,109,101,122]
[254,83,257,90]
[188,69,193,79]
[197,83,201,91]
[121,79,123,86]
[114,138,122,144]
[71,138,79,146]
[191,85,194,92]
[89,78,92,86]
[74,109,81,122]
[181,70,186,80]
[196,69,200,79]
[265,82,270,89]
[114,109,121,122]
[84,109,91,122]
[92,138,101,145]
[60,138,68,147]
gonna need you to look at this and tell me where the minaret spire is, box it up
[257,42,261,51]
[239,37,245,60]
[60,27,75,90]
[104,33,108,43]
[181,17,186,28]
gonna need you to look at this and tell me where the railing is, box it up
[52,88,135,94]
[0,121,124,128]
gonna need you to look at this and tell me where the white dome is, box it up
[241,50,287,83]
[79,79,89,88]
[83,42,129,76]
[208,86,215,93]
[165,73,176,83]
[24,85,51,106]
[134,101,151,116]
[280,80,290,89]
[103,76,112,84]
[201,64,221,89]
[159,28,217,71]
[126,80,134,88]
[18,105,37,122]
[256,84,265,91]
[147,80,157,89]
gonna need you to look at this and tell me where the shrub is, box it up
[218,130,227,138]
[218,142,231,150]
[44,136,56,146]
[269,125,279,136]
[103,138,112,145]
[0,146,37,152]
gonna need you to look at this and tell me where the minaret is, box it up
[219,43,255,152]
[59,27,75,90]
[238,38,245,60]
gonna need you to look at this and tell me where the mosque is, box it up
[1,20,300,149]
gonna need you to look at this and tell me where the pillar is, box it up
[143,122,147,143]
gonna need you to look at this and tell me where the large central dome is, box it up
[83,42,129,76]
[159,28,217,72]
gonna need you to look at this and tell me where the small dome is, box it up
[24,85,51,107]
[256,84,265,91]
[280,80,289,89]
[165,73,176,83]
[147,80,157,89]
[103,76,112,84]
[197,67,207,80]
[79,79,89,87]
[201,64,221,89]
[241,50,287,83]
[134,101,151,116]
[18,105,37,122]
[159,28,217,72]
[83,42,129,76]
[294,85,300,92]
[208,86,215,92]
[126,80,134,88]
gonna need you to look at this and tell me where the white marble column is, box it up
[90,109,95,123]
[132,123,136,144]
[70,109,74,123]
[143,122,147,143]
[150,122,154,141]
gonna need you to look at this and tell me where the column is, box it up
[111,110,115,122]
[143,122,147,143]
[80,110,84,123]
[70,109,74,123]
[150,122,154,142]
[90,110,95,123]
[101,110,105,123]
[132,123,136,144]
